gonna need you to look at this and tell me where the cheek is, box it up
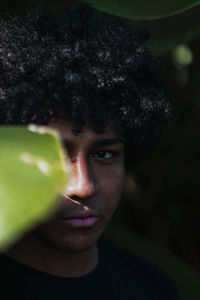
[98,164,125,214]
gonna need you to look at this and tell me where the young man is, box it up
[0,2,179,299]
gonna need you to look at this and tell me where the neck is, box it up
[5,234,99,278]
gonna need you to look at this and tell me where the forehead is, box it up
[49,119,123,142]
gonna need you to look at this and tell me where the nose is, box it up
[65,157,97,201]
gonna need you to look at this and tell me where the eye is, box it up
[92,151,114,160]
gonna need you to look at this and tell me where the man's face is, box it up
[36,120,125,253]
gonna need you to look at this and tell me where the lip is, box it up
[59,216,99,227]
[58,211,100,227]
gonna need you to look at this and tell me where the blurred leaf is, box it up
[87,0,200,20]
[125,5,200,56]
[0,125,68,250]
[172,44,193,66]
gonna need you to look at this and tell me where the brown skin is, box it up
[7,120,125,277]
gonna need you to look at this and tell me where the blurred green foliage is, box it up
[172,45,193,66]
[86,0,200,20]
[0,125,67,250]
[125,5,200,56]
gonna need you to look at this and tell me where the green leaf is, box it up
[87,0,200,20]
[0,125,68,250]
[125,4,200,56]
[172,44,193,66]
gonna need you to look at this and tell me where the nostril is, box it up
[63,194,83,205]
[67,195,81,202]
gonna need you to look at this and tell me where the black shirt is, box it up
[0,240,179,299]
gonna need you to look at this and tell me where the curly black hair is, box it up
[0,2,171,163]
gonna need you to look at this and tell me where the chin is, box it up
[45,233,99,253]
[34,220,106,254]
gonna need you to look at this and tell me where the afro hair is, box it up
[0,1,171,162]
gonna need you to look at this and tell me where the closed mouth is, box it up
[59,216,99,227]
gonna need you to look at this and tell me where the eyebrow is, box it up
[92,138,124,148]
[61,138,124,148]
